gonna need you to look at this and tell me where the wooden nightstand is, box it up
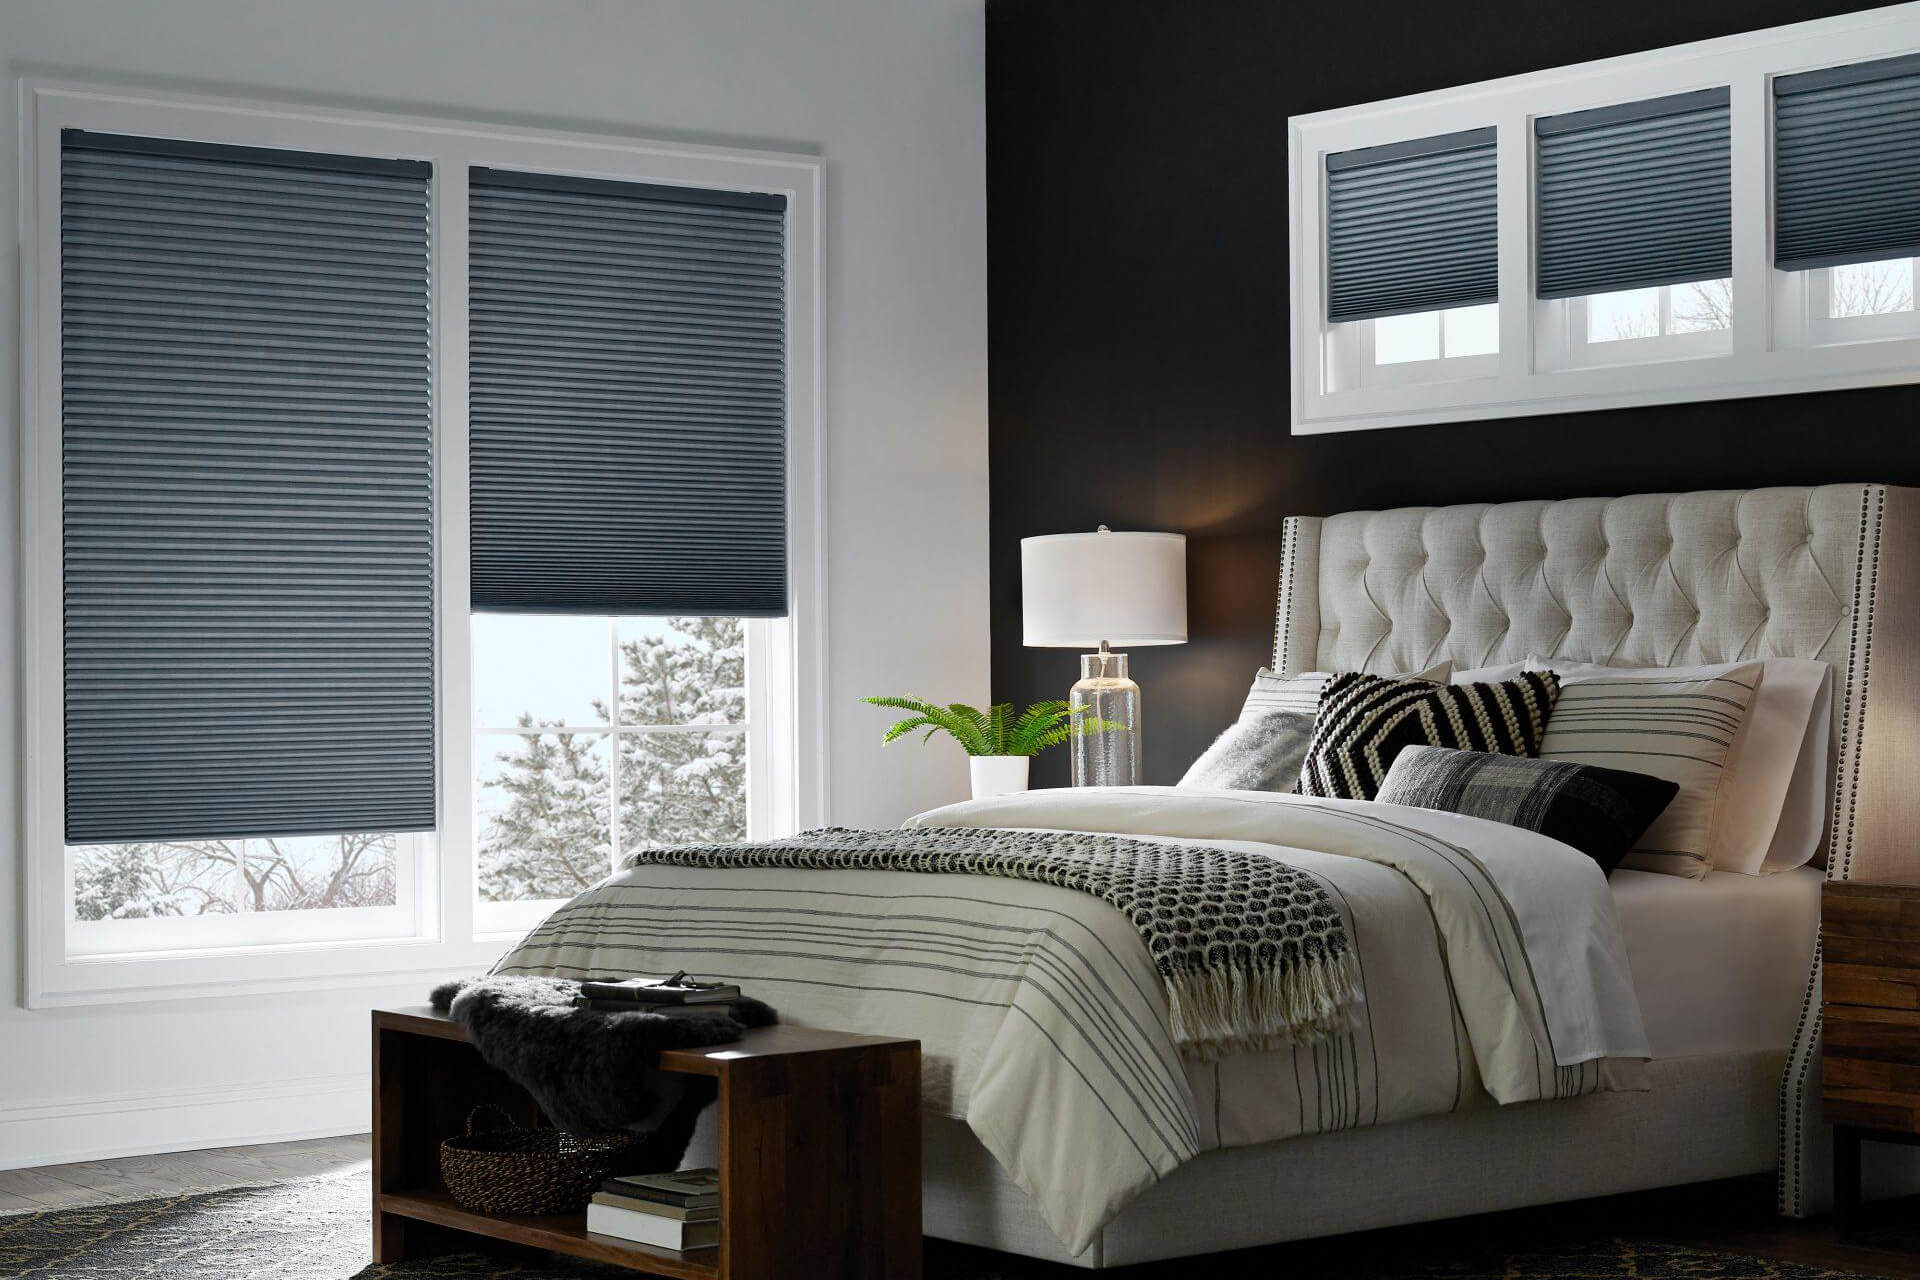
[1821,881,1920,1236]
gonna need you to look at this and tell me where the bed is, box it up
[500,483,1920,1268]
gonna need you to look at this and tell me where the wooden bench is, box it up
[371,1006,922,1279]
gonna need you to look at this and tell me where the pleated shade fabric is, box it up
[1325,127,1498,323]
[1775,52,1920,271]
[1535,88,1731,300]
[467,168,789,616]
[59,130,435,845]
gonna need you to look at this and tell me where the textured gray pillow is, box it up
[1178,710,1316,792]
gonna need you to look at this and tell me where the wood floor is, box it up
[3,1135,1920,1277]
[0,1134,370,1215]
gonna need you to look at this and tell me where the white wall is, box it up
[0,0,988,1168]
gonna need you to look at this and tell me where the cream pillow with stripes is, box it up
[1240,661,1451,719]
[1532,662,1762,879]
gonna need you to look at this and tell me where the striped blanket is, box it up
[615,824,1362,1060]
[494,787,1649,1255]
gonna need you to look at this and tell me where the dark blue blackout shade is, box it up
[467,168,789,616]
[1325,128,1498,324]
[1535,88,1731,300]
[1775,52,1920,272]
[59,129,436,845]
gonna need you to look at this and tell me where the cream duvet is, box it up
[494,786,1649,1255]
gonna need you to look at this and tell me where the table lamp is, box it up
[1021,527,1187,787]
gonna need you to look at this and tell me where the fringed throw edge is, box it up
[1166,951,1364,1062]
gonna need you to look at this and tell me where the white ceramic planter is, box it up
[969,755,1030,800]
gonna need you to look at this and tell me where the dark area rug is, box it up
[0,1169,1904,1279]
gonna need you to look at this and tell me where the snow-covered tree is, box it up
[477,719,613,902]
[72,833,397,920]
[616,617,747,851]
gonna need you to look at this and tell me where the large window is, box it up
[1289,6,1920,434]
[22,83,823,1004]
[51,128,437,958]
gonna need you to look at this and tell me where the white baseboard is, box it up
[0,1071,367,1171]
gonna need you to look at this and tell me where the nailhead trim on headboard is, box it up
[1777,484,1886,1216]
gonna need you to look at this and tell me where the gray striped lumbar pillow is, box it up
[1376,745,1680,876]
[1534,663,1761,879]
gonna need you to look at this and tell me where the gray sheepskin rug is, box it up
[430,976,776,1165]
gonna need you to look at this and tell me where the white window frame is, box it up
[20,81,828,1006]
[1289,2,1920,435]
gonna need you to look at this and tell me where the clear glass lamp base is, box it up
[1069,649,1140,787]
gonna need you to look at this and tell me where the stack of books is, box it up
[573,973,743,1019]
[585,1168,722,1252]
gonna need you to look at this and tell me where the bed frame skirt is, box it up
[922,1050,1786,1269]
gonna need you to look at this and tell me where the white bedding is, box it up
[496,786,1649,1255]
[1612,865,1822,1059]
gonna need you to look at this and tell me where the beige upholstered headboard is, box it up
[1272,484,1920,1215]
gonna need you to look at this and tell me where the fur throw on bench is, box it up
[430,976,777,1162]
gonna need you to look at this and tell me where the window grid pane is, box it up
[1441,304,1499,357]
[1828,259,1916,319]
[71,834,398,919]
[619,728,748,851]
[476,731,613,903]
[1669,279,1733,333]
[474,616,749,904]
[1373,312,1440,364]
[1587,287,1661,342]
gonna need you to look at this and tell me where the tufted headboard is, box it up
[1274,483,1920,1216]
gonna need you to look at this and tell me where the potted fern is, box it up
[862,697,1093,799]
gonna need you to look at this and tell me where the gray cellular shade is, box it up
[1535,88,1731,300]
[1325,128,1497,323]
[467,168,788,616]
[60,130,434,845]
[1775,52,1920,271]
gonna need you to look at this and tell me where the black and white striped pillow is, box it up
[1296,670,1562,802]
[1376,745,1679,875]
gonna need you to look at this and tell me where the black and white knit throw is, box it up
[629,825,1361,1059]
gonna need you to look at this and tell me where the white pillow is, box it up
[1461,657,1761,878]
[1451,660,1527,683]
[1239,661,1451,720]
[1759,662,1832,873]
[1518,655,1830,875]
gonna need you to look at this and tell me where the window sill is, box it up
[1293,336,1920,435]
[27,935,520,1009]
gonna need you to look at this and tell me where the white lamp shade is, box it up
[1021,530,1187,647]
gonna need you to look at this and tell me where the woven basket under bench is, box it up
[440,1104,647,1215]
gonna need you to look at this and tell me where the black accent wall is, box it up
[988,0,1920,788]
